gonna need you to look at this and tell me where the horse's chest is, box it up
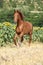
[16,24,23,34]
[16,27,21,35]
[16,27,20,32]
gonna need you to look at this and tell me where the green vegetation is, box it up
[0,22,15,46]
[0,0,43,26]
[0,0,43,46]
[0,22,43,46]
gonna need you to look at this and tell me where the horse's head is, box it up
[14,10,24,22]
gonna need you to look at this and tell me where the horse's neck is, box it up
[17,20,23,26]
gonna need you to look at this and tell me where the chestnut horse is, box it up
[14,10,33,46]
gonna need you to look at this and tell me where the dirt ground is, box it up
[0,42,43,65]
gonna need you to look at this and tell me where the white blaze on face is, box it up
[14,13,18,22]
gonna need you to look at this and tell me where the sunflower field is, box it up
[0,22,43,46]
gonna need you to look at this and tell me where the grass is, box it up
[0,42,43,65]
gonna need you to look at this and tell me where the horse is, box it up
[14,10,33,46]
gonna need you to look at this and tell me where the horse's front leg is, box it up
[13,34,18,46]
[21,36,23,42]
[19,32,24,46]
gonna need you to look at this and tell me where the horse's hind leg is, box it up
[29,34,32,46]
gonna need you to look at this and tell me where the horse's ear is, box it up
[16,10,20,13]
[14,10,18,13]
[14,9,17,12]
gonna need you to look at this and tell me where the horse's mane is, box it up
[14,10,24,20]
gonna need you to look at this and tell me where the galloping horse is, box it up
[14,10,33,46]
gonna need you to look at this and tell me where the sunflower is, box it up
[3,22,11,26]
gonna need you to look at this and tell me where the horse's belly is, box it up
[23,27,29,34]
